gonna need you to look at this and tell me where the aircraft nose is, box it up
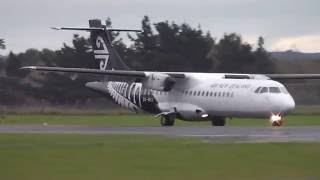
[269,95,295,113]
[280,95,295,113]
[285,96,295,112]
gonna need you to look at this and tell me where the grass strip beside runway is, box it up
[0,114,320,126]
[0,134,319,180]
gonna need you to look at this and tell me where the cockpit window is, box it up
[269,87,281,93]
[260,87,268,93]
[255,87,261,93]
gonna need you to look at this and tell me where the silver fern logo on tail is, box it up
[94,36,110,70]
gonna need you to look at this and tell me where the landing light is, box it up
[201,114,209,118]
[270,114,281,122]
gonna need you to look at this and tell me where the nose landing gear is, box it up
[270,114,283,126]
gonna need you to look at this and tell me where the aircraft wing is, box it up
[20,66,320,80]
[265,74,320,80]
[20,66,186,78]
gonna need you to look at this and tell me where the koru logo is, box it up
[94,36,110,70]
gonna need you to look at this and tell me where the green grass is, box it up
[0,134,319,180]
[0,114,320,126]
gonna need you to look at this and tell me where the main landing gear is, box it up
[211,116,226,126]
[160,115,175,127]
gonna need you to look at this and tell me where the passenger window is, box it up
[193,91,197,96]
[255,87,261,93]
[226,92,230,97]
[210,92,213,97]
[214,92,217,97]
[269,87,281,93]
[197,91,201,96]
[260,87,268,93]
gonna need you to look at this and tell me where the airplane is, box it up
[21,19,320,127]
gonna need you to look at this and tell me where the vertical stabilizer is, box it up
[89,19,131,71]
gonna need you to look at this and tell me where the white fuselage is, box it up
[105,73,295,121]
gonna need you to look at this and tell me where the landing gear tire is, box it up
[160,116,175,127]
[211,117,226,126]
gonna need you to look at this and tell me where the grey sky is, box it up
[1,0,320,54]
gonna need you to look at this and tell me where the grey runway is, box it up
[1,125,320,143]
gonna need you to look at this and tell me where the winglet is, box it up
[51,27,61,30]
[20,66,37,70]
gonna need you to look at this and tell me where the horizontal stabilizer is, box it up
[51,27,104,31]
[51,27,142,32]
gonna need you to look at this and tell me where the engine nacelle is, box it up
[158,103,209,120]
[143,73,175,91]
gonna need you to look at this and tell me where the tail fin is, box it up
[52,19,141,71]
[89,19,130,71]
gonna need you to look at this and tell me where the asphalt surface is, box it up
[1,125,320,143]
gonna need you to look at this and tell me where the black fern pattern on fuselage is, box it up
[107,81,161,114]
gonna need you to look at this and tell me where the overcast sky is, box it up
[1,0,319,55]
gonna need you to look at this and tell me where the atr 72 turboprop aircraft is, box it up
[22,19,320,127]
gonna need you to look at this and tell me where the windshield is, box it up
[255,86,289,94]
[269,87,281,93]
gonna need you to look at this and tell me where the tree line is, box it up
[0,16,318,106]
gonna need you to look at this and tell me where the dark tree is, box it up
[129,16,156,52]
[128,16,215,72]
[0,39,5,49]
[5,52,27,77]
[209,33,254,73]
[208,34,274,73]
[31,35,99,104]
[253,36,274,73]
